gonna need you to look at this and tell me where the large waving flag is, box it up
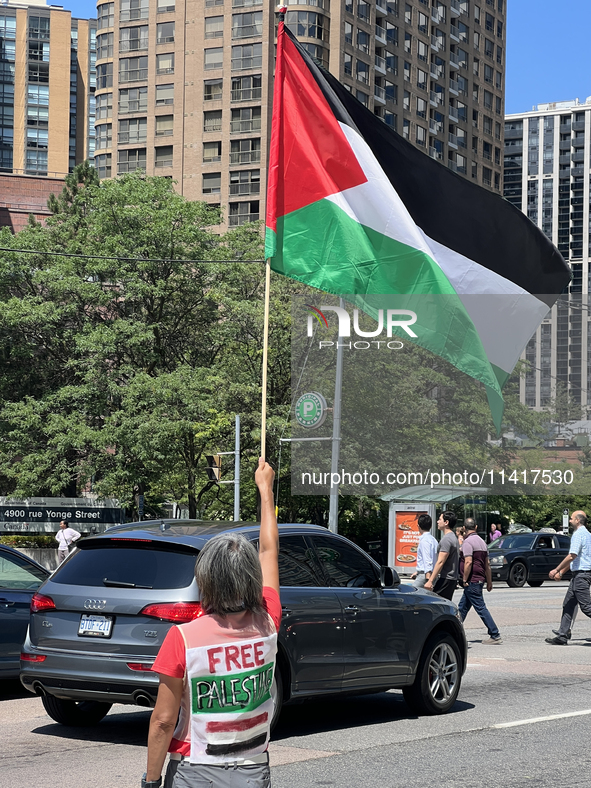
[265,23,571,431]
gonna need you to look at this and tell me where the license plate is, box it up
[78,614,113,638]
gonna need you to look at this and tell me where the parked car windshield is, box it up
[51,545,199,589]
[490,534,536,550]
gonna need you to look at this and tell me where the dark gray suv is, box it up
[21,522,466,725]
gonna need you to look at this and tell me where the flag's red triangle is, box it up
[266,24,367,232]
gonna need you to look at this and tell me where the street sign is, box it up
[563,509,569,534]
[295,392,328,429]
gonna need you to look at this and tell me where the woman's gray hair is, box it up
[195,532,264,616]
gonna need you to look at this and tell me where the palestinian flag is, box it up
[265,23,571,431]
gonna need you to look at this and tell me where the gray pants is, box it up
[164,758,270,788]
[557,571,591,639]
[412,573,429,588]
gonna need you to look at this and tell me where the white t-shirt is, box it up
[55,527,81,550]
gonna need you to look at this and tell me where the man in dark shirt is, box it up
[458,519,502,644]
[424,511,459,601]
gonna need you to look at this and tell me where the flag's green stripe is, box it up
[272,198,505,430]
[264,226,277,259]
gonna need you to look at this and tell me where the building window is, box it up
[205,47,224,70]
[206,0,224,5]
[155,84,174,106]
[119,25,149,52]
[229,200,259,226]
[205,16,224,38]
[232,11,263,38]
[356,59,369,84]
[120,0,149,21]
[416,125,426,146]
[204,78,223,101]
[96,62,113,88]
[358,0,370,21]
[404,32,411,53]
[94,152,112,178]
[230,168,260,195]
[157,22,175,44]
[203,140,222,161]
[344,53,352,76]
[231,74,261,101]
[495,95,502,115]
[155,114,174,136]
[96,92,113,120]
[118,117,147,143]
[156,52,175,74]
[482,166,492,186]
[28,63,49,84]
[357,30,369,53]
[26,127,48,149]
[25,149,48,175]
[119,56,147,82]
[203,172,221,194]
[97,3,114,29]
[231,43,262,70]
[96,32,113,59]
[345,22,352,44]
[155,145,173,167]
[119,86,148,113]
[157,0,176,11]
[204,109,222,132]
[27,40,48,62]
[229,137,260,164]
[484,37,494,58]
[403,118,410,139]
[416,96,426,118]
[230,106,261,133]
[118,147,146,173]
[355,90,368,106]
[417,68,427,91]
[95,123,112,149]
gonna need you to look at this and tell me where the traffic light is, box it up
[206,455,222,482]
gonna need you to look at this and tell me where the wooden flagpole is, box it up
[260,257,272,459]
[261,6,287,460]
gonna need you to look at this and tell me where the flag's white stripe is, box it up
[326,123,549,374]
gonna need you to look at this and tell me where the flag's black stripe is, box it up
[286,29,571,303]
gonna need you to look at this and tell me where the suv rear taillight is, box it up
[140,602,204,623]
[31,593,56,613]
[21,652,47,662]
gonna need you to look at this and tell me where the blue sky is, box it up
[64,0,589,116]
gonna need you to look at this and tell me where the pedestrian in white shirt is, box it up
[411,514,438,588]
[55,520,81,564]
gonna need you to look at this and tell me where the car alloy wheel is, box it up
[507,561,527,588]
[403,633,462,715]
[427,643,459,707]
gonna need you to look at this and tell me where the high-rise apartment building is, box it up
[0,0,96,230]
[96,0,506,225]
[504,99,591,414]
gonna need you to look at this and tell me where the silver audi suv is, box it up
[21,521,466,726]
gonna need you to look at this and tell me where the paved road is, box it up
[3,584,591,788]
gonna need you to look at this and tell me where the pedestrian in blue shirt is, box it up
[546,510,591,645]
[410,514,438,588]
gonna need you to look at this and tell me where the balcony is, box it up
[448,132,458,148]
[429,146,443,160]
[450,0,461,16]
[572,136,585,149]
[230,118,261,133]
[449,78,459,95]
[447,159,458,171]
[571,166,584,176]
[229,212,259,226]
[431,8,442,23]
[430,90,444,107]
[504,127,522,140]
[559,139,571,151]
[448,107,458,123]
[449,51,459,69]
[572,120,585,131]
[375,2,387,15]
[374,85,386,103]
[572,150,585,163]
[559,154,570,165]
[559,123,571,133]
[430,63,442,79]
[431,35,442,51]
[375,25,387,43]
[375,54,386,73]
[429,119,442,134]
[450,24,460,41]
[229,150,260,164]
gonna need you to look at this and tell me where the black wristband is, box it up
[141,774,162,788]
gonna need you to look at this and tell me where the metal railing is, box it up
[230,119,262,133]
[429,146,443,160]
[229,151,261,164]
[229,212,259,226]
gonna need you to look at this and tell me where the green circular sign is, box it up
[295,392,327,429]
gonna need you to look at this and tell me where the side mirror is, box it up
[380,565,400,588]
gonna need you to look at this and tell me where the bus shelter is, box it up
[380,485,489,573]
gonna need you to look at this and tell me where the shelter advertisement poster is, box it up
[393,511,425,569]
